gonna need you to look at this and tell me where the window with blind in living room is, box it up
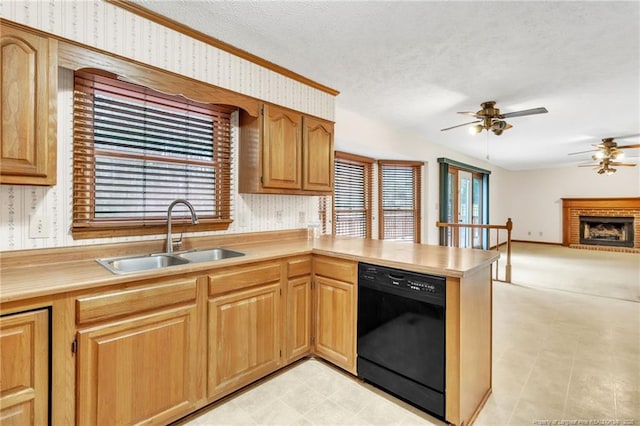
[332,152,374,238]
[378,160,423,243]
[72,69,235,238]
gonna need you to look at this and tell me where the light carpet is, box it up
[495,242,640,302]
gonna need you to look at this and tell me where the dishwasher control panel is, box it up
[358,262,446,300]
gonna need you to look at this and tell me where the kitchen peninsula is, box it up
[0,231,498,426]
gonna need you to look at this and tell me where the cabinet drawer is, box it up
[314,256,356,284]
[209,262,281,296]
[287,257,311,278]
[76,278,197,325]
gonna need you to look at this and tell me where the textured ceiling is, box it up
[132,0,640,170]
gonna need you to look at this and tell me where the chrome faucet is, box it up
[165,199,199,253]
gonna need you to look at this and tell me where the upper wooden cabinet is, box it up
[303,116,334,192]
[262,104,303,190]
[239,104,334,195]
[0,23,57,186]
[0,309,49,426]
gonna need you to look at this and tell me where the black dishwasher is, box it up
[357,262,446,419]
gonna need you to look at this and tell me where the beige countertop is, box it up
[0,234,499,304]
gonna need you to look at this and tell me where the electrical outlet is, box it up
[539,231,543,236]
[275,210,283,223]
[527,231,531,236]
[298,211,306,224]
[29,215,50,239]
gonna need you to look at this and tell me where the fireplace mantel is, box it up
[561,197,640,252]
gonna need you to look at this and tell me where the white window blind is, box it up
[333,153,374,238]
[378,161,423,242]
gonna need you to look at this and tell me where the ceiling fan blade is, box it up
[499,107,548,118]
[616,144,640,149]
[441,120,482,131]
[456,111,480,117]
[568,149,598,155]
[609,133,640,140]
[609,163,636,167]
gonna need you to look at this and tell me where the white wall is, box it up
[504,166,640,243]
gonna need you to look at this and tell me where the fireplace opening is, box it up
[579,216,634,248]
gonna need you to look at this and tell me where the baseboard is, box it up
[511,239,563,246]
[488,240,563,250]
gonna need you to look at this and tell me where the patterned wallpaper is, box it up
[0,1,333,252]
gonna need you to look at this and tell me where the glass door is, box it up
[457,170,472,248]
[471,175,484,248]
[440,162,488,249]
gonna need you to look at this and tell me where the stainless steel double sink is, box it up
[97,247,245,274]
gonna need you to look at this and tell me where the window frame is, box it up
[332,151,374,238]
[377,160,423,243]
[71,68,235,239]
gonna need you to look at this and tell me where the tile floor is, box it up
[177,282,639,426]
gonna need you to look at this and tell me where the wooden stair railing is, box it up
[435,218,513,283]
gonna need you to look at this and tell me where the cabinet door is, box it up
[208,282,281,399]
[303,116,333,192]
[76,305,197,426]
[0,309,49,426]
[286,276,312,361]
[314,276,355,372]
[262,104,302,190]
[0,24,57,185]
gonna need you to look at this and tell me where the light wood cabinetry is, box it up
[75,278,199,426]
[207,261,282,399]
[0,308,49,426]
[302,116,334,192]
[285,256,312,362]
[445,268,493,426]
[239,104,334,195]
[313,255,357,374]
[0,22,57,185]
[262,104,303,190]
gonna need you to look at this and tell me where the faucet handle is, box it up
[172,233,184,250]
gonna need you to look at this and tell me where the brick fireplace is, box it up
[562,197,640,253]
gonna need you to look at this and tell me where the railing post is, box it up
[505,218,513,283]
[494,228,500,281]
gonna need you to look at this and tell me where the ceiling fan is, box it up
[568,135,640,162]
[578,157,636,175]
[440,100,549,135]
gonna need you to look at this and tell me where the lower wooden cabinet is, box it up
[285,257,312,362]
[207,262,282,399]
[75,279,198,426]
[0,309,49,426]
[313,256,357,374]
[0,254,367,425]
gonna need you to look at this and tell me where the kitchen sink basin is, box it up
[175,247,245,263]
[97,254,190,274]
[97,247,245,274]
